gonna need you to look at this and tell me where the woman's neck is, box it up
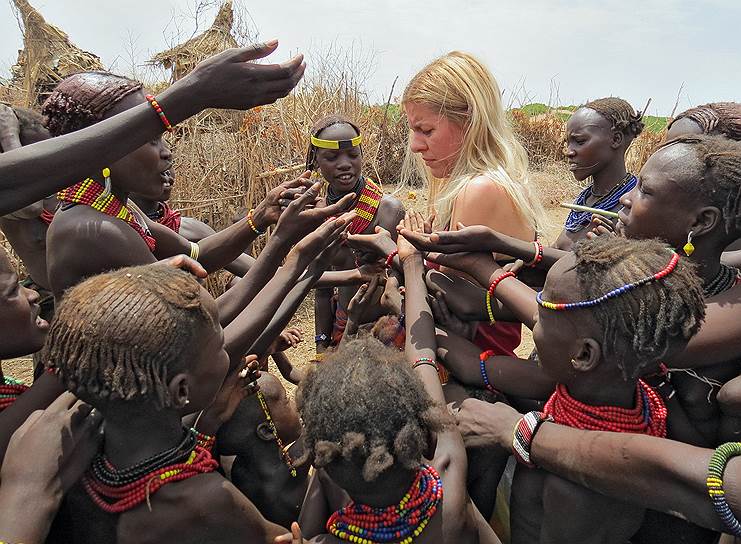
[102,407,184,469]
[564,373,636,409]
[689,243,725,287]
[130,197,159,216]
[591,160,628,197]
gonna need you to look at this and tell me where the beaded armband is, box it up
[315,333,329,344]
[247,209,265,235]
[485,271,516,324]
[189,241,200,262]
[512,411,553,468]
[707,442,741,536]
[525,240,544,268]
[413,356,438,370]
[479,350,500,394]
[145,94,174,133]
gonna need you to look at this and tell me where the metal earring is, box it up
[683,231,695,257]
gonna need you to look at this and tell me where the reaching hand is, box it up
[346,226,397,259]
[347,274,386,324]
[253,172,313,229]
[275,522,306,543]
[399,223,504,254]
[286,211,353,271]
[396,211,425,263]
[274,181,354,244]
[425,251,500,289]
[380,274,404,315]
[431,291,475,339]
[357,260,387,282]
[269,327,303,353]
[187,42,306,111]
[156,254,208,279]
[197,356,261,434]
[455,398,521,450]
[2,392,103,495]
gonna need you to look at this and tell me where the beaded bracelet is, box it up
[707,441,741,536]
[315,333,329,344]
[145,94,174,133]
[385,249,398,269]
[479,350,499,393]
[485,271,516,324]
[413,356,438,370]
[512,411,553,468]
[247,209,265,235]
[524,240,544,268]
[189,241,200,262]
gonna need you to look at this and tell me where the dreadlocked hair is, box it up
[669,102,741,141]
[304,114,361,171]
[658,135,741,237]
[583,97,644,141]
[42,71,143,137]
[571,237,704,380]
[296,337,448,482]
[41,265,214,409]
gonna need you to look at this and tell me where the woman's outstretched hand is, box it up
[396,211,426,263]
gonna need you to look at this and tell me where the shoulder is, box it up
[459,175,510,201]
[178,216,217,241]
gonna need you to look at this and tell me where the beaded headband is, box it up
[310,134,362,150]
[536,252,680,311]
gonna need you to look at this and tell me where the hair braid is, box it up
[583,97,644,140]
[670,103,741,141]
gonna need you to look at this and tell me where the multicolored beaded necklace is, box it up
[327,176,384,235]
[57,178,157,252]
[256,390,297,477]
[326,464,443,544]
[0,376,29,411]
[82,428,218,513]
[543,380,667,437]
[146,201,182,234]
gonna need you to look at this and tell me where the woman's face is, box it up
[565,108,617,182]
[617,144,698,247]
[314,123,363,193]
[405,102,465,178]
[0,249,49,359]
[104,92,174,200]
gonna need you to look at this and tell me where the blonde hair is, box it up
[402,51,545,232]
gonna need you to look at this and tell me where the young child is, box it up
[287,212,500,544]
[308,114,405,351]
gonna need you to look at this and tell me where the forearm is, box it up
[196,218,262,273]
[271,352,305,385]
[216,234,292,326]
[531,423,725,531]
[403,255,445,405]
[495,233,565,270]
[314,288,334,352]
[487,275,538,330]
[0,482,60,543]
[224,253,256,277]
[0,83,198,215]
[315,269,364,288]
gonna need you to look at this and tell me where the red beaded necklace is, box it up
[0,376,29,411]
[82,442,218,513]
[326,464,443,543]
[147,201,182,234]
[57,178,156,252]
[543,379,667,437]
[348,178,384,235]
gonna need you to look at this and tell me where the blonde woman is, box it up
[403,51,545,358]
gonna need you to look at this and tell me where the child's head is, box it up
[296,337,446,494]
[667,102,741,141]
[566,97,644,182]
[42,72,173,200]
[13,107,51,146]
[305,114,363,193]
[41,265,228,413]
[619,135,741,249]
[534,237,704,383]
[0,247,49,359]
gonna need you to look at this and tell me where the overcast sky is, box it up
[1,0,738,115]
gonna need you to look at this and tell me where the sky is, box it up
[1,0,739,115]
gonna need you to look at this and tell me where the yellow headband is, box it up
[310,134,362,150]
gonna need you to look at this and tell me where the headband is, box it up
[310,134,362,150]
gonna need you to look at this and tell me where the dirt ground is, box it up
[2,189,570,398]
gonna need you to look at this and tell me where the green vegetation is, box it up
[515,103,668,134]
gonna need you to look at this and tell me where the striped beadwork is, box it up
[512,411,553,468]
[349,178,384,235]
[707,442,741,536]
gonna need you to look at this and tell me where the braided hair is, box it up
[583,97,645,141]
[41,265,215,409]
[304,114,361,172]
[296,337,448,483]
[669,103,741,141]
[658,135,741,237]
[41,71,143,137]
[571,237,705,380]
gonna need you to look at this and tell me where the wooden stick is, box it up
[560,202,620,219]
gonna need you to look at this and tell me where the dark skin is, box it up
[288,212,499,544]
[0,43,305,216]
[217,372,309,528]
[50,211,349,544]
[312,122,405,351]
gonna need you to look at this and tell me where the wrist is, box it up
[0,481,60,541]
[400,253,424,267]
[251,204,271,230]
[157,77,201,125]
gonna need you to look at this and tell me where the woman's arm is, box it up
[0,44,304,216]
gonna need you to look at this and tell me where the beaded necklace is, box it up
[704,264,740,298]
[564,173,636,232]
[0,376,29,411]
[327,177,384,235]
[82,428,218,513]
[146,201,182,234]
[57,179,156,252]
[327,464,443,544]
[256,390,297,477]
[543,380,667,437]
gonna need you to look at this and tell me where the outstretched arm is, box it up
[0,43,305,216]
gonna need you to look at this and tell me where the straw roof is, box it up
[150,1,238,82]
[10,0,104,106]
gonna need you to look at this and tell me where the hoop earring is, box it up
[101,168,112,197]
[683,231,695,257]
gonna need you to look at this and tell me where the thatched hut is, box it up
[149,1,238,82]
[10,0,105,106]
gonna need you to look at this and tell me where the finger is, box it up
[163,255,208,279]
[48,391,80,413]
[435,291,453,320]
[230,40,280,62]
[291,521,303,543]
[321,192,356,216]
